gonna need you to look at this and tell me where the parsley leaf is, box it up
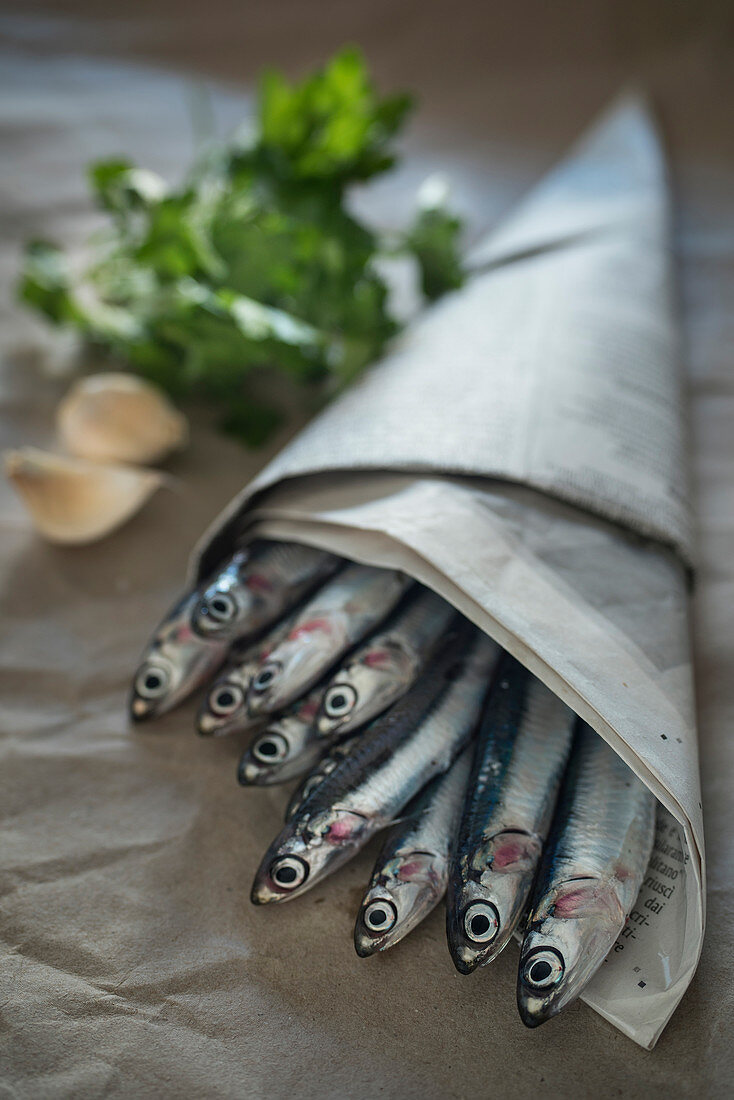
[19,47,465,446]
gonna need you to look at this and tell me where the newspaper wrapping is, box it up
[189,94,704,1049]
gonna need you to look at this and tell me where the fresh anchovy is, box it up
[196,610,300,737]
[129,540,339,722]
[238,682,333,785]
[191,540,342,642]
[284,735,363,823]
[355,747,473,957]
[316,587,458,739]
[447,654,576,974]
[251,628,498,904]
[246,564,413,719]
[129,590,229,722]
[517,721,656,1028]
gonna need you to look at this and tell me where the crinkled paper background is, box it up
[0,2,732,1096]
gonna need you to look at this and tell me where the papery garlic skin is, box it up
[57,372,188,465]
[4,447,165,544]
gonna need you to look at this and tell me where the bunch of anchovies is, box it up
[130,539,656,1028]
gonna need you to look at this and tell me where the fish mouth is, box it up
[129,659,175,722]
[237,731,291,784]
[516,946,566,1028]
[251,854,310,904]
[315,712,345,736]
[250,729,290,765]
[447,943,481,975]
[354,895,399,956]
[240,743,322,787]
[238,758,264,785]
[129,694,156,722]
[356,852,443,957]
[516,999,549,1029]
[196,710,221,735]
[196,680,249,736]
[446,894,501,974]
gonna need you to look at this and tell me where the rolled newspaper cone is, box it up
[190,94,703,1049]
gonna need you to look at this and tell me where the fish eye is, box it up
[463,901,500,944]
[135,664,171,699]
[252,731,289,764]
[251,662,281,694]
[202,591,238,625]
[270,855,308,891]
[208,683,244,717]
[362,898,398,934]
[521,948,565,989]
[323,683,358,720]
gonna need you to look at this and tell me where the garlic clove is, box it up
[57,372,188,465]
[4,447,166,545]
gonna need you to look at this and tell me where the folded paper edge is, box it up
[230,508,705,1050]
[189,88,693,573]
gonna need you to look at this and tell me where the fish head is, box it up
[447,830,544,973]
[129,653,181,721]
[355,850,444,956]
[446,874,501,974]
[129,591,226,721]
[251,807,371,904]
[191,557,259,640]
[517,876,624,1027]
[197,675,251,736]
[238,715,321,786]
[316,643,414,737]
[247,620,339,716]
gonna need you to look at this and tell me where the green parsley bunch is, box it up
[20,48,464,445]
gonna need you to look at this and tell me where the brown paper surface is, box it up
[1,7,732,1096]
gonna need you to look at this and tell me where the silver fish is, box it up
[355,747,473,956]
[196,610,300,737]
[191,540,342,642]
[447,654,575,974]
[517,721,656,1028]
[284,735,362,823]
[129,540,340,722]
[251,628,498,905]
[129,590,229,722]
[316,587,458,739]
[246,564,413,719]
[238,683,332,785]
